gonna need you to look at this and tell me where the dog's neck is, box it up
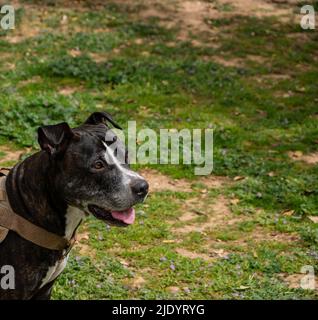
[5,151,84,239]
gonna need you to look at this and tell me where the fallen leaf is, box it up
[236,285,250,291]
[162,240,177,243]
[233,176,245,181]
[282,210,294,216]
[192,209,206,216]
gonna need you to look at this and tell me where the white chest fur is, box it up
[40,255,69,288]
[40,206,85,288]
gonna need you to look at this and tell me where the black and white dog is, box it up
[0,112,149,300]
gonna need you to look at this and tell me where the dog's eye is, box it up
[93,161,104,170]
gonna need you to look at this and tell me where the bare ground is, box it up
[288,151,318,165]
[139,169,230,193]
[279,273,318,291]
[0,146,27,164]
[171,194,241,234]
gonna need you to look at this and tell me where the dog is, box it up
[0,112,149,300]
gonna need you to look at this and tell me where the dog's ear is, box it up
[38,122,74,155]
[84,111,122,130]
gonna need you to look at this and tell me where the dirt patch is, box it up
[208,248,230,259]
[59,87,77,95]
[58,85,84,95]
[89,52,109,63]
[123,275,146,290]
[139,169,229,193]
[0,146,26,164]
[7,0,297,48]
[135,0,219,43]
[288,151,318,165]
[75,242,96,258]
[206,54,268,68]
[247,55,268,64]
[308,216,318,224]
[140,169,193,192]
[172,195,241,234]
[279,273,318,290]
[6,28,41,44]
[176,248,212,261]
[176,1,219,38]
[286,32,312,44]
[122,266,155,290]
[298,153,318,165]
[136,0,294,43]
[176,247,229,261]
[189,226,301,264]
[177,211,198,222]
[217,0,293,20]
[0,52,12,60]
[2,62,16,70]
[74,230,96,258]
[19,76,42,87]
[139,6,172,21]
[210,56,244,67]
[249,227,300,243]
[251,73,291,87]
[262,74,292,81]
[214,226,301,248]
[197,175,230,189]
[5,6,43,44]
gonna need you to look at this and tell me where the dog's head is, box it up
[37,112,149,227]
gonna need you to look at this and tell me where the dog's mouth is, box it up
[87,204,135,227]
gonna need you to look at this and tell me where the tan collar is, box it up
[0,168,75,251]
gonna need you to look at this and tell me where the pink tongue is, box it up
[111,208,135,225]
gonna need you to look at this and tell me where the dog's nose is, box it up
[131,179,149,197]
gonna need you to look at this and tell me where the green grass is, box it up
[0,0,318,299]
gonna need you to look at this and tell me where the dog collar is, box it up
[0,168,75,252]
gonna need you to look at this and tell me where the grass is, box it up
[0,0,318,299]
